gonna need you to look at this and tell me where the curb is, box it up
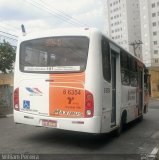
[150,98,159,101]
[0,114,13,118]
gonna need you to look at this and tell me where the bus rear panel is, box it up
[14,30,102,133]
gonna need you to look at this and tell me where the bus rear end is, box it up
[14,31,102,133]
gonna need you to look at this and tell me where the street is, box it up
[0,100,159,160]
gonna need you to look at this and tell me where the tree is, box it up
[0,40,16,73]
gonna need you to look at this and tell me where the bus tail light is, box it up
[85,90,94,118]
[14,88,19,111]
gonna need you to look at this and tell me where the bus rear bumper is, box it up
[14,111,102,134]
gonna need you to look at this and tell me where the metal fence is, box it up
[0,85,13,115]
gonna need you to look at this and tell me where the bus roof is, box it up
[18,27,95,42]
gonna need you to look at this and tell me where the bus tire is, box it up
[138,115,143,122]
[144,105,147,113]
[114,112,126,137]
[114,123,122,137]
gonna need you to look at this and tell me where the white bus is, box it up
[14,28,149,135]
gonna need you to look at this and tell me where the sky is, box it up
[0,0,107,45]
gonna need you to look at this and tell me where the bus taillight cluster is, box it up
[14,88,20,111]
[85,90,94,118]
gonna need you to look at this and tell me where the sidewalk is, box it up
[150,97,159,101]
[0,113,13,118]
[0,106,13,118]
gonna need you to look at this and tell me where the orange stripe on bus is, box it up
[49,73,85,118]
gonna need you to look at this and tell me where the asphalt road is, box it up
[0,100,159,160]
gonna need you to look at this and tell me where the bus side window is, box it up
[130,59,138,87]
[130,73,138,87]
[121,51,130,86]
[102,37,111,82]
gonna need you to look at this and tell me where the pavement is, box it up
[0,98,159,159]
[146,98,159,160]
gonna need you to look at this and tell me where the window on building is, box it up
[154,41,158,45]
[155,59,158,63]
[154,50,158,54]
[153,22,157,26]
[152,13,156,17]
[153,31,157,36]
[152,3,155,8]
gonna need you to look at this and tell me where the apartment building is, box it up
[140,0,159,97]
[106,0,142,58]
[140,0,159,67]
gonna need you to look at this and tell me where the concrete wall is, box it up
[149,69,159,98]
[0,73,13,115]
[0,73,13,86]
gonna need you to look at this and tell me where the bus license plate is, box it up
[42,119,57,128]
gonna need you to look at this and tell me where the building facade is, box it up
[106,0,159,98]
[140,0,159,67]
[106,0,142,58]
[140,0,159,97]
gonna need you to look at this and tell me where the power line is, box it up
[0,25,19,38]
[25,0,89,27]
[1,22,19,30]
[0,34,18,42]
[0,24,17,32]
[0,25,11,31]
[129,40,143,57]
[26,0,82,27]
[39,0,89,27]
[0,31,18,38]
[32,0,87,27]
[0,42,17,48]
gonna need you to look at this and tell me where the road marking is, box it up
[148,147,159,159]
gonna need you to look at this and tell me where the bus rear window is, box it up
[20,36,89,73]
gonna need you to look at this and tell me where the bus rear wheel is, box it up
[114,112,126,137]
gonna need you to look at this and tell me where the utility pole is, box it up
[129,40,143,57]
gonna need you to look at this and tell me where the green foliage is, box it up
[0,40,16,73]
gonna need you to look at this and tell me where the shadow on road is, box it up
[25,129,115,150]
[22,118,143,151]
